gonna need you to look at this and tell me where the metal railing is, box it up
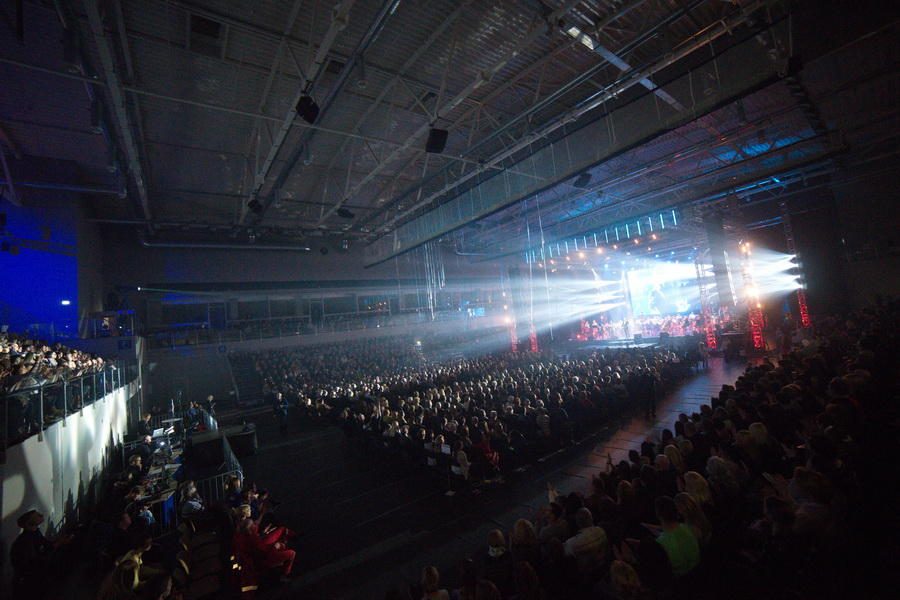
[1,360,138,452]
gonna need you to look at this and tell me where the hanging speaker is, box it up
[425,128,449,154]
[572,173,592,189]
[296,95,320,124]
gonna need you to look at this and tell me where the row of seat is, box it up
[173,518,227,599]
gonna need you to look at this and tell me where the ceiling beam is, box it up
[382,0,764,235]
[376,0,710,227]
[354,37,581,229]
[249,0,404,225]
[317,2,587,226]
[83,0,151,220]
[160,0,487,115]
[299,3,468,222]
[0,56,525,175]
[239,0,356,225]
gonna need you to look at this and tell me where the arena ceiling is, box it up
[0,1,897,264]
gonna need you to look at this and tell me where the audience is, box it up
[1,332,107,393]
[7,295,896,599]
[354,298,895,599]
[245,334,693,484]
[2,331,113,442]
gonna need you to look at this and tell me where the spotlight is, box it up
[578,251,585,258]
[651,233,657,240]
[296,95,320,124]
[596,248,604,254]
[612,244,618,250]
[634,238,640,244]
[60,299,71,306]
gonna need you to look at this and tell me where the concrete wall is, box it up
[0,159,105,336]
[830,169,900,309]
[0,191,79,334]
[1,381,137,582]
[76,206,106,333]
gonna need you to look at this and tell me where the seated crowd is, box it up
[2,331,111,442]
[384,299,897,599]
[1,331,107,393]
[10,418,298,599]
[249,334,697,480]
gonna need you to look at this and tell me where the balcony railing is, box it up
[1,360,139,452]
[146,310,468,349]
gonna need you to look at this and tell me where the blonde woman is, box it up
[683,471,714,509]
[674,492,712,547]
[664,444,686,474]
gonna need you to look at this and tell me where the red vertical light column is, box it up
[748,304,765,349]
[529,323,539,352]
[797,288,811,328]
[694,254,717,350]
[509,321,518,353]
[781,200,811,328]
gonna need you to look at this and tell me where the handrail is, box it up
[146,310,470,349]
[1,360,139,452]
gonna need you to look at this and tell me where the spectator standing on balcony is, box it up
[205,393,216,417]
[274,392,289,434]
[137,413,153,438]
[186,401,201,428]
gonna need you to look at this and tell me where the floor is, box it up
[226,357,747,600]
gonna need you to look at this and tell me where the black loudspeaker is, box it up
[188,432,226,467]
[224,425,258,457]
[425,128,449,153]
[247,199,263,214]
[572,173,592,189]
[296,95,320,124]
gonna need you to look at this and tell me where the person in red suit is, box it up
[232,509,296,588]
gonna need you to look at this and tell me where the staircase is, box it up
[229,354,264,407]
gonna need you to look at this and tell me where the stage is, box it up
[559,334,702,352]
